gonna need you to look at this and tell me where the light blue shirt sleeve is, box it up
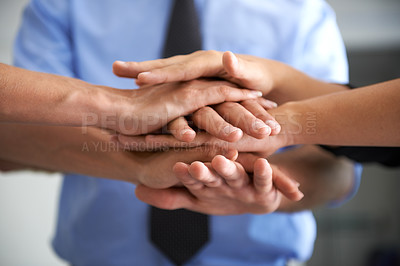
[14,0,74,77]
[328,162,363,208]
[290,1,349,84]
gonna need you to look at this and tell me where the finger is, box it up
[188,162,224,188]
[236,153,258,172]
[211,155,249,188]
[136,50,223,85]
[167,117,196,142]
[192,106,243,142]
[184,146,238,165]
[135,184,194,210]
[271,165,304,201]
[222,51,269,92]
[173,162,204,190]
[184,83,262,108]
[113,57,180,78]
[253,158,274,194]
[215,102,271,139]
[241,100,281,135]
[257,97,278,110]
[222,51,241,79]
[138,60,216,85]
[113,61,142,78]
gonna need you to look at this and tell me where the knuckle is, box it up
[222,101,237,109]
[204,146,219,159]
[216,85,230,99]
[207,50,220,57]
[224,171,237,181]
[194,106,212,117]
[241,99,255,106]
[193,50,205,56]
[174,62,189,79]
[180,86,197,101]
[206,178,223,187]
[182,178,200,187]
[160,196,179,210]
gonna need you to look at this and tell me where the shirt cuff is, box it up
[328,162,363,208]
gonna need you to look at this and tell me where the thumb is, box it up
[223,51,242,79]
[222,51,267,93]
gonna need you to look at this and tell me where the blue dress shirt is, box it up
[14,0,361,265]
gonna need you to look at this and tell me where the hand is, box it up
[132,146,238,189]
[164,98,280,144]
[113,50,284,95]
[101,79,262,135]
[117,98,285,154]
[135,153,303,215]
[117,132,282,157]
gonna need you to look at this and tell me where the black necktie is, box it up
[149,1,209,265]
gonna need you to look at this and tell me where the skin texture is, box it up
[0,123,354,215]
[0,63,268,137]
[113,50,349,104]
[0,124,238,189]
[0,52,360,215]
[135,145,355,214]
[111,50,365,214]
[115,50,400,147]
[273,79,400,147]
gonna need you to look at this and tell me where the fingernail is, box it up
[138,71,151,77]
[265,120,281,130]
[267,100,278,108]
[114,60,127,66]
[253,121,271,135]
[180,129,192,136]
[180,129,195,140]
[297,191,304,200]
[223,125,241,136]
[250,91,263,98]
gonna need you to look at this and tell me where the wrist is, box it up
[269,102,302,147]
[84,85,133,131]
[266,60,287,93]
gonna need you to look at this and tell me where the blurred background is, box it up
[0,0,399,265]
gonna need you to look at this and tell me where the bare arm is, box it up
[0,63,261,135]
[268,145,355,211]
[0,63,100,126]
[113,50,348,104]
[271,79,400,147]
[117,51,400,146]
[0,124,236,188]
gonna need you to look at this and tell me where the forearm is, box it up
[271,79,400,147]
[0,158,45,172]
[0,123,142,183]
[265,59,348,104]
[0,63,120,127]
[269,145,355,212]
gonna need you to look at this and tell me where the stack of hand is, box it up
[110,51,305,215]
